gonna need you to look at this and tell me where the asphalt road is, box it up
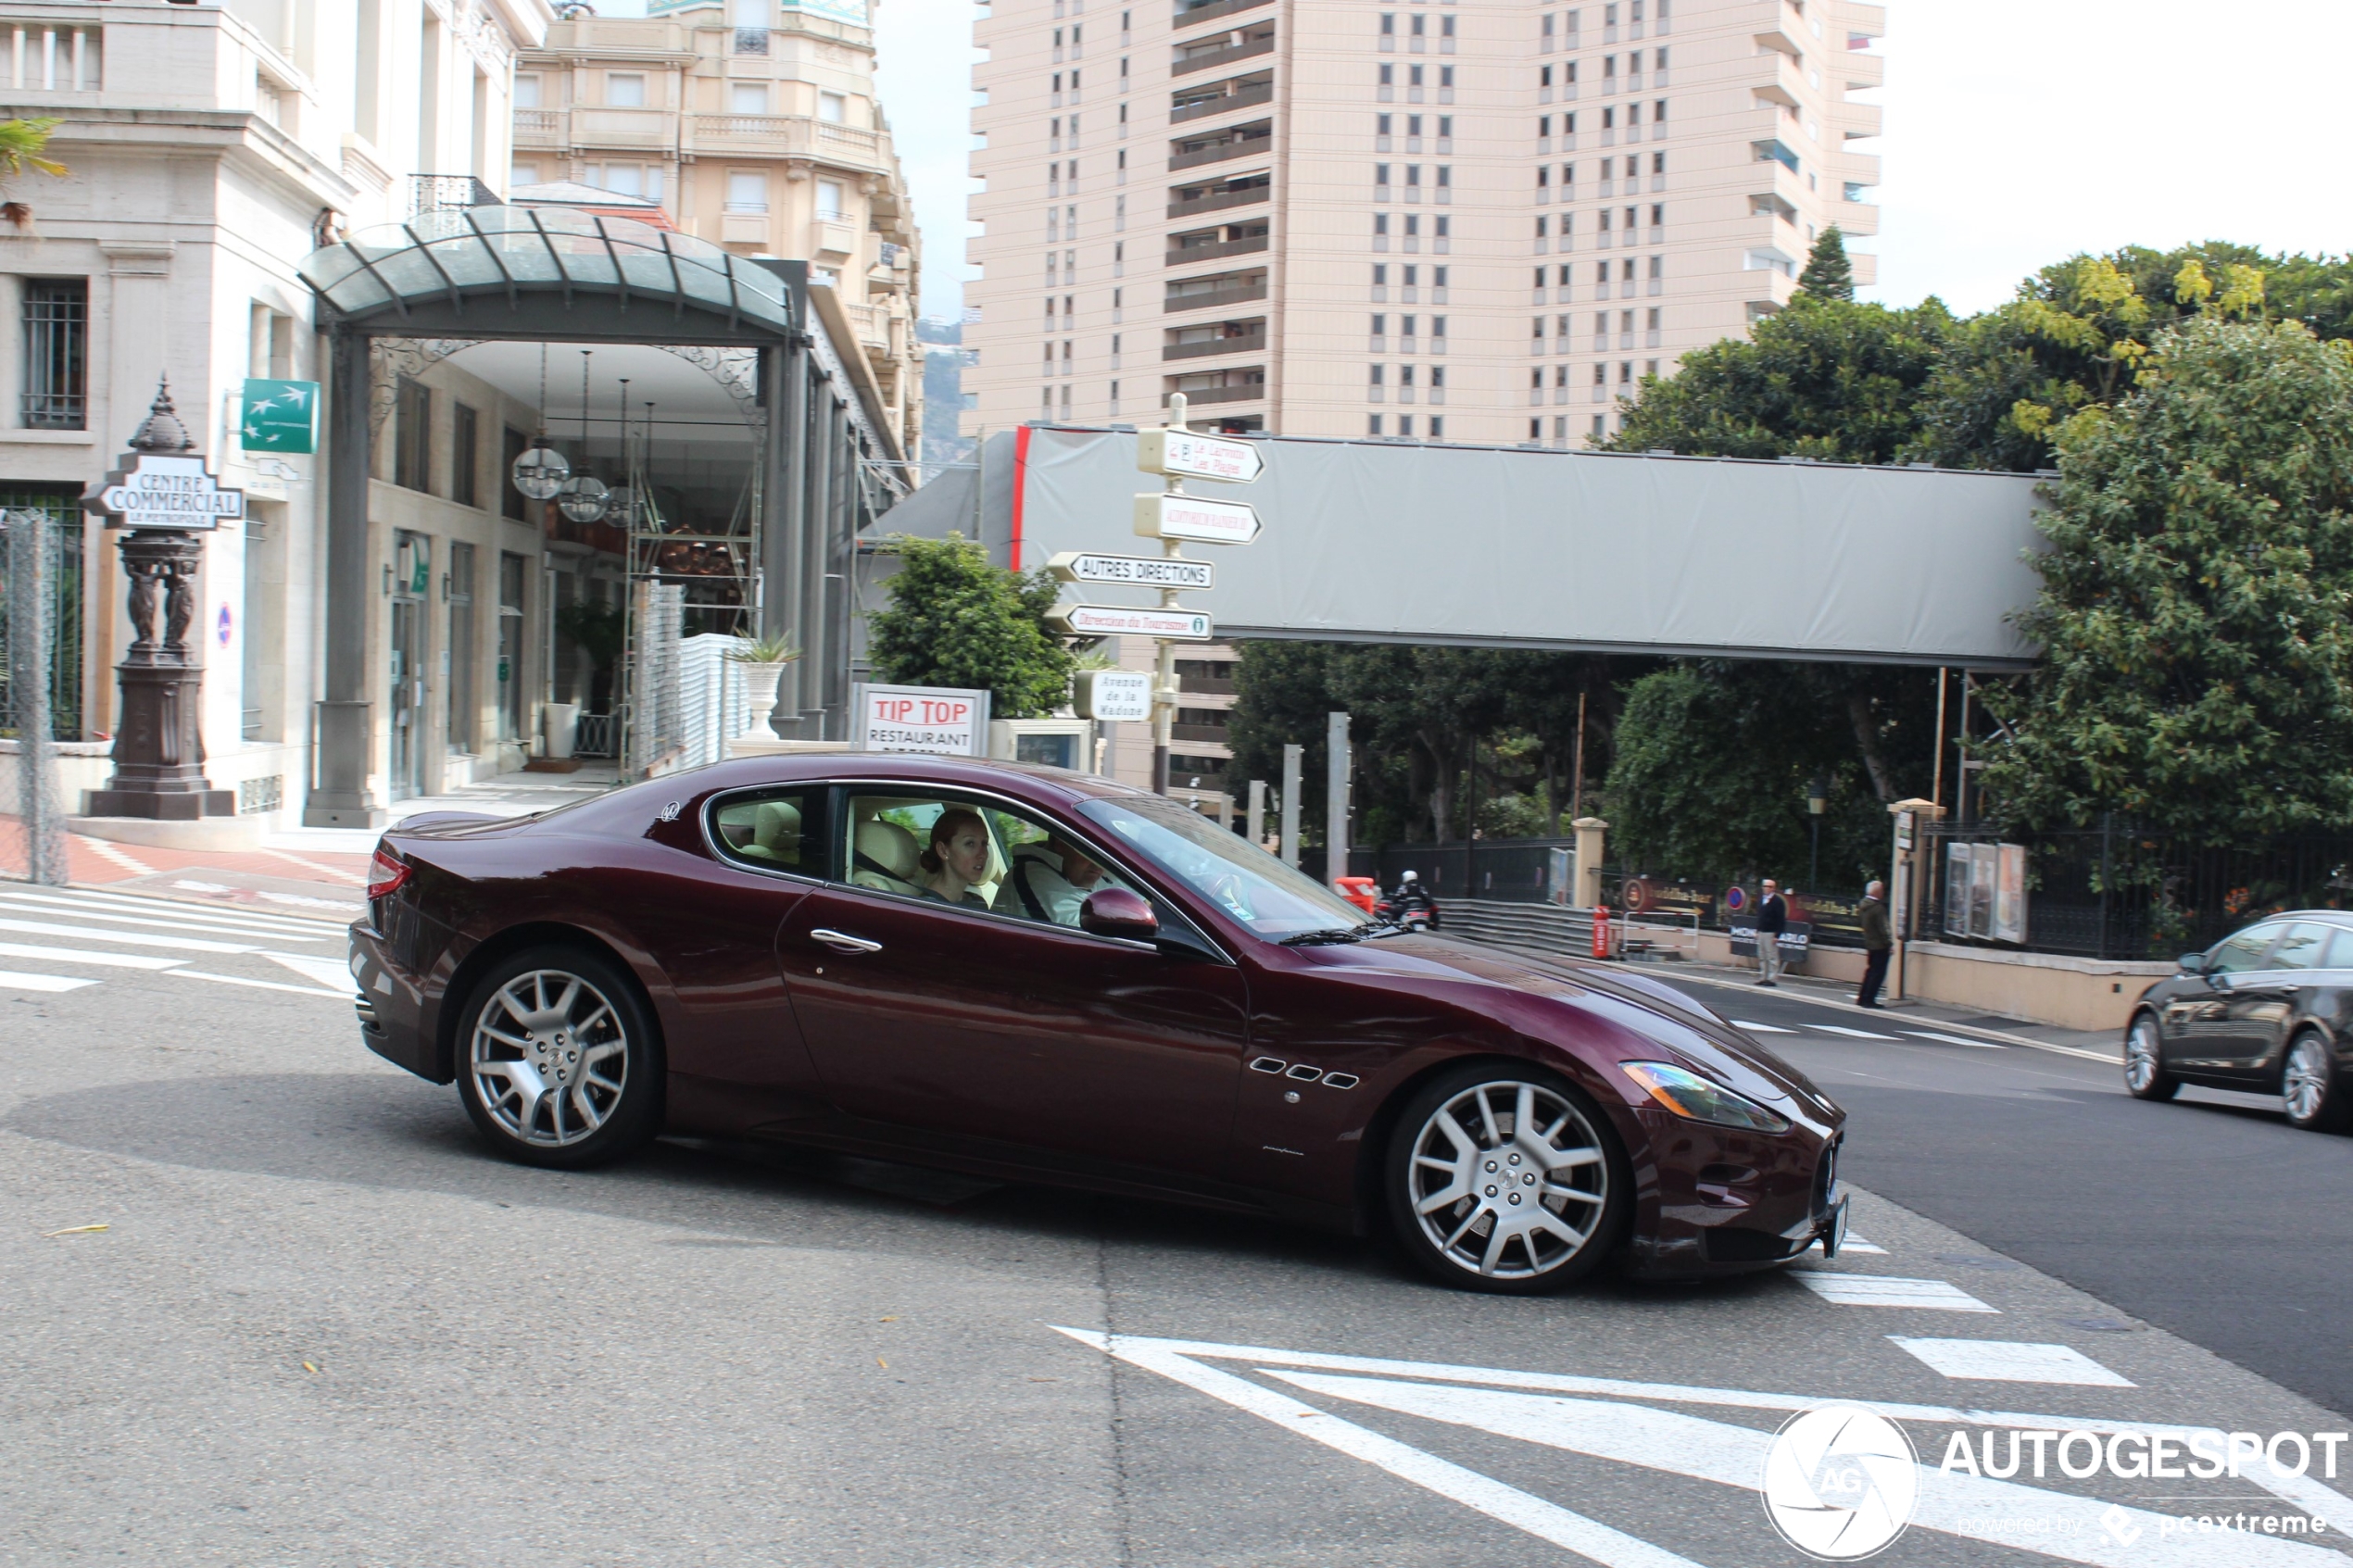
[5,888,2351,1566]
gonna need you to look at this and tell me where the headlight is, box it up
[1621,1060,1793,1134]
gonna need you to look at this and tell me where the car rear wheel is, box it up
[1385,1064,1628,1295]
[456,947,662,1169]
[2123,1015,2179,1102]
[2283,1033,2349,1133]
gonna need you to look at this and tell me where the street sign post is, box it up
[1048,550,1215,591]
[1073,668,1153,721]
[1050,605,1214,640]
[1136,426,1264,484]
[1132,492,1262,546]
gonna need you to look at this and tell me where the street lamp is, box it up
[553,349,610,523]
[1806,773,1829,890]
[510,345,570,499]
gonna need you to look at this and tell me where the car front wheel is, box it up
[1385,1064,1628,1295]
[456,947,662,1169]
[2283,1032,2349,1133]
[2123,1014,2178,1102]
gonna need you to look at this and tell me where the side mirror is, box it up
[1081,887,1159,943]
[2178,951,2210,974]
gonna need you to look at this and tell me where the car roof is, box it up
[664,751,1157,807]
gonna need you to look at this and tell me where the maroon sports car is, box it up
[351,754,1847,1294]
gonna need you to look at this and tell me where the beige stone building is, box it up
[964,0,1882,446]
[510,0,923,458]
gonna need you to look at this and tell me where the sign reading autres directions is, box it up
[1051,1329,2352,1568]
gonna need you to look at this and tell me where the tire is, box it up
[2123,1013,2180,1102]
[1383,1061,1629,1295]
[455,945,663,1169]
[2282,1032,2351,1134]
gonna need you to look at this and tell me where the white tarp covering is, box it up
[1002,427,2049,667]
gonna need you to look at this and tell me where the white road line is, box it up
[0,940,185,972]
[72,836,155,875]
[171,879,357,913]
[171,970,350,999]
[264,952,359,993]
[4,885,345,933]
[258,847,369,886]
[1810,1023,1901,1040]
[1730,1020,1798,1034]
[0,918,262,956]
[1811,1234,1889,1255]
[0,897,326,943]
[1903,1030,2006,1049]
[1053,1328,1707,1568]
[1792,1273,1997,1312]
[1887,1336,2133,1387]
[0,969,98,993]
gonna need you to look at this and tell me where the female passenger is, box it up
[920,809,995,909]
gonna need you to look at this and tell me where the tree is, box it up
[1605,295,1951,464]
[866,533,1074,718]
[1796,225,1855,302]
[0,118,64,230]
[1981,317,2353,841]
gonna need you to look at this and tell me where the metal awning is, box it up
[298,205,797,344]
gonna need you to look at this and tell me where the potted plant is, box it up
[725,634,800,734]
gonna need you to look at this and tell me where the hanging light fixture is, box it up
[604,377,635,524]
[510,343,571,501]
[556,348,610,523]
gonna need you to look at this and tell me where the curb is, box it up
[1653,962,2122,1064]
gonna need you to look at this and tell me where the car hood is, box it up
[1302,931,1841,1126]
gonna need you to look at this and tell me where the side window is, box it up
[709,787,825,874]
[2325,926,2353,971]
[841,791,1136,927]
[2270,922,2334,971]
[2208,922,2287,974]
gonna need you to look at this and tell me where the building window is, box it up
[448,542,477,753]
[1367,414,1384,435]
[452,402,480,509]
[819,91,848,123]
[515,74,543,110]
[817,179,847,220]
[1428,416,1443,438]
[510,160,540,189]
[394,377,432,494]
[726,171,770,212]
[19,279,86,430]
[731,82,769,114]
[607,73,647,107]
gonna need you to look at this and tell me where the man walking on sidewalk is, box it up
[1856,879,1893,1008]
[1755,879,1788,986]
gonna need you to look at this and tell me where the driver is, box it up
[1006,833,1105,925]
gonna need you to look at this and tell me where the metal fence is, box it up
[1350,837,1579,904]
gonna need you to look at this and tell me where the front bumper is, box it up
[1622,1115,1845,1279]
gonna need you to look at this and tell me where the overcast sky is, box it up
[606,0,2353,322]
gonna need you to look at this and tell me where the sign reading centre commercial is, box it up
[87,455,245,532]
[1049,550,1215,591]
[850,682,992,757]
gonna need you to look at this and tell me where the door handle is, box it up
[812,928,883,955]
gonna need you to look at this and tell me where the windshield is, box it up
[1079,796,1368,939]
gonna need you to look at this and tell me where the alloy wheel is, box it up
[2125,1018,2164,1094]
[469,969,630,1148]
[1405,1079,1610,1281]
[2284,1036,2331,1126]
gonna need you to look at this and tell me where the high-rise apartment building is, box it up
[964,0,1882,446]
[511,0,923,457]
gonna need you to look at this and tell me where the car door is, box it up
[774,787,1251,1189]
[2163,921,2287,1073]
[2216,921,2334,1080]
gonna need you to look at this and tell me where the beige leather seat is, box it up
[750,800,801,861]
[850,819,925,897]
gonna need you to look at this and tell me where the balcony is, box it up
[1843,51,1885,90]
[1171,722,1232,744]
[1173,31,1274,78]
[1839,103,1884,139]
[1163,327,1265,360]
[685,114,895,174]
[1167,232,1268,266]
[1169,119,1272,171]
[1166,182,1270,220]
[572,106,673,150]
[1164,274,1268,313]
[513,107,563,147]
[1172,0,1272,32]
[1170,78,1274,124]
[1168,379,1265,408]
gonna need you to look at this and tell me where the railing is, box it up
[1164,282,1267,312]
[1172,36,1275,77]
[19,392,82,431]
[409,173,499,217]
[1170,129,1273,170]
[513,108,562,139]
[1170,81,1275,124]
[1166,234,1268,265]
[1173,0,1273,31]
[1166,184,1270,220]
[686,114,890,169]
[1163,331,1265,360]
[1165,381,1264,406]
[1170,721,1231,742]
[573,712,619,759]
[734,26,771,55]
[0,23,100,92]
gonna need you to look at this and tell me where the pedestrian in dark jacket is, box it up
[1856,880,1894,1009]
[1755,879,1788,986]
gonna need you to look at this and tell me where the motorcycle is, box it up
[1375,893,1440,933]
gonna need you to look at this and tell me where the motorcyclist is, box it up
[1384,870,1436,922]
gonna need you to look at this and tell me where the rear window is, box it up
[709,787,825,873]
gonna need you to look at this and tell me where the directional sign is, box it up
[1048,550,1214,591]
[1050,604,1215,641]
[1138,427,1265,484]
[1134,492,1262,546]
[1073,668,1153,721]
[86,454,245,533]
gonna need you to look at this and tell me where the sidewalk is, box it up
[0,765,625,919]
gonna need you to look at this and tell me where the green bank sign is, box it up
[239,379,319,454]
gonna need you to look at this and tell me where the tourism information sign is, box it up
[1050,605,1215,640]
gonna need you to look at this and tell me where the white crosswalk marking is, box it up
[264,952,359,993]
[0,892,332,941]
[0,969,98,993]
[1811,1022,1900,1040]
[1793,1272,1997,1311]
[1903,1030,2005,1049]
[1730,1019,1797,1033]
[174,970,352,999]
[0,939,187,972]
[1887,1336,2133,1386]
[0,918,263,955]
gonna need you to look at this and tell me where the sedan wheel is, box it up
[2283,1034,2350,1134]
[2123,1015,2179,1102]
[457,947,661,1169]
[1387,1066,1626,1295]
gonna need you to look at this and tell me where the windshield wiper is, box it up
[1280,922,1377,947]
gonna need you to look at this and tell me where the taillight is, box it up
[367,844,413,902]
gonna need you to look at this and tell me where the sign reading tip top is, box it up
[1137,426,1265,485]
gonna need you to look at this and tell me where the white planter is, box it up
[543,701,580,759]
[733,661,793,735]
